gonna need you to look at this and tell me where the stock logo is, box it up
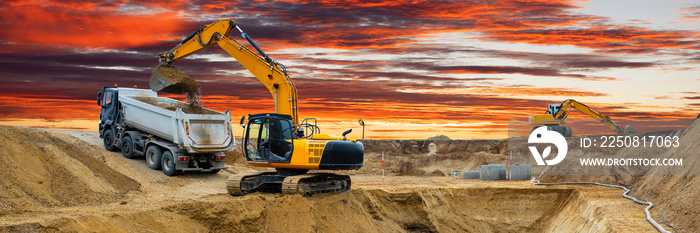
[528,126,568,165]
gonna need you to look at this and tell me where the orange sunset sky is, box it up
[0,0,698,139]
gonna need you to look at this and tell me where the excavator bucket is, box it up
[149,64,200,94]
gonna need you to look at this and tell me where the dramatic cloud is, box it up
[0,0,697,138]
[406,63,618,81]
[487,27,697,54]
[0,3,187,49]
[680,5,700,19]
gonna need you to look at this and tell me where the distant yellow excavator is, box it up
[150,19,364,196]
[529,99,636,137]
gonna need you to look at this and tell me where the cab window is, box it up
[245,118,265,161]
[103,92,112,107]
[244,117,294,163]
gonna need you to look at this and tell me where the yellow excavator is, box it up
[150,19,364,196]
[529,99,636,137]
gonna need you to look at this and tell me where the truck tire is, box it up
[103,130,117,151]
[145,145,162,170]
[121,135,136,159]
[161,151,178,176]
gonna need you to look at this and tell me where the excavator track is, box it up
[226,171,277,196]
[282,173,351,197]
[227,172,351,197]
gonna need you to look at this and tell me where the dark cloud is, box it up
[398,62,618,81]
[680,5,700,19]
[0,0,696,136]
[488,27,697,54]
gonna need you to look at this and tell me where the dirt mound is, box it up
[0,126,139,211]
[632,117,700,232]
[427,135,451,140]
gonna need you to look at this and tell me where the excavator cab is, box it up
[547,104,561,116]
[243,114,294,163]
[546,104,567,122]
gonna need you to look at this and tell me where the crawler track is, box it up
[227,172,351,196]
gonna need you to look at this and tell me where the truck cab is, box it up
[97,86,119,142]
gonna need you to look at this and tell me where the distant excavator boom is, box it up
[529,99,636,136]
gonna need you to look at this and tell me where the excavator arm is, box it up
[151,19,300,125]
[529,99,636,136]
[551,99,624,133]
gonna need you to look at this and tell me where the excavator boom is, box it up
[529,99,636,136]
[553,99,624,133]
[150,20,299,125]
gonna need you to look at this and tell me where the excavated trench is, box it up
[4,186,589,233]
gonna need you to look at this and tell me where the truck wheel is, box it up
[121,135,136,159]
[145,145,162,170]
[103,130,117,151]
[161,151,178,176]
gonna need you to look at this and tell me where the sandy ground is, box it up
[0,122,696,232]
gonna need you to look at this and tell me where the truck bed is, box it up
[118,89,233,153]
[130,96,217,115]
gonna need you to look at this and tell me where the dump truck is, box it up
[97,86,234,176]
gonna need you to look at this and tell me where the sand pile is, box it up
[632,117,700,232]
[427,135,451,140]
[0,126,139,211]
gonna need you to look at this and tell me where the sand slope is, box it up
[634,117,700,233]
[0,126,139,211]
